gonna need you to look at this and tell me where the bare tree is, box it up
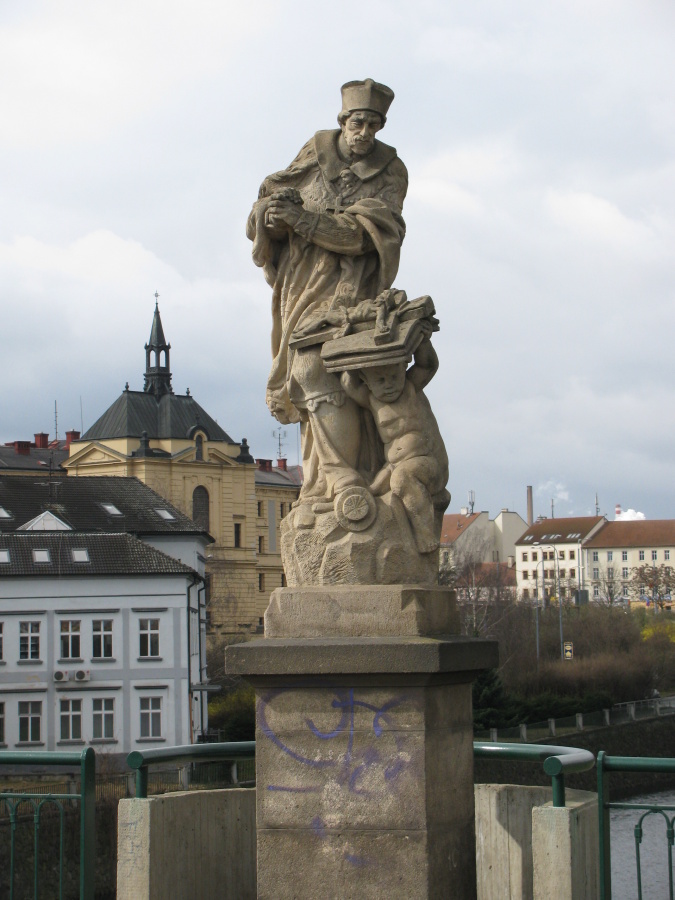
[628,564,675,610]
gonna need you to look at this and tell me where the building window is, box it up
[522,589,530,600]
[155,508,175,521]
[622,567,629,579]
[60,699,82,741]
[280,503,285,519]
[639,550,645,561]
[0,622,3,661]
[570,568,576,579]
[569,550,575,560]
[140,697,162,738]
[532,552,538,562]
[0,702,4,744]
[592,551,599,562]
[259,573,265,592]
[666,550,671,561]
[139,619,160,658]
[192,486,210,533]
[72,549,89,563]
[652,550,658,561]
[234,523,241,548]
[257,501,263,517]
[19,701,41,743]
[33,549,50,563]
[623,585,629,598]
[259,536,264,554]
[593,568,599,580]
[559,569,566,578]
[60,621,81,660]
[93,620,113,659]
[607,551,613,562]
[522,552,528,562]
[0,549,9,564]
[593,586,600,599]
[523,571,529,579]
[281,573,286,587]
[93,698,114,739]
[622,551,628,561]
[607,568,614,580]
[19,622,40,660]
[195,434,203,461]
[101,503,122,516]
[559,551,565,560]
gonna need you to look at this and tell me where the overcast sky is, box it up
[2,1,674,522]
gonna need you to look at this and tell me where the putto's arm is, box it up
[340,371,370,407]
[407,332,439,391]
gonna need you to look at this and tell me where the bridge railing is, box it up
[0,747,96,900]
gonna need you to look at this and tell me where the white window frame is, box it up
[60,698,82,741]
[18,700,42,743]
[622,551,628,561]
[592,551,599,562]
[652,550,658,561]
[60,620,81,660]
[92,620,113,659]
[93,698,114,740]
[139,619,160,658]
[19,622,40,660]
[140,697,162,739]
[639,550,645,561]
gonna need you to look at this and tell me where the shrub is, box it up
[208,684,255,741]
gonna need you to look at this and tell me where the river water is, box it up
[610,789,675,899]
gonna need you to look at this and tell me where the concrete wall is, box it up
[116,788,256,900]
[475,784,598,900]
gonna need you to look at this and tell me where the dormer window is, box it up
[101,503,122,516]
[72,549,90,563]
[0,550,9,563]
[0,507,11,519]
[155,509,175,521]
[32,549,50,563]
[195,434,204,461]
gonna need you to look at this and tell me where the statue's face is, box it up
[362,364,406,402]
[341,110,383,156]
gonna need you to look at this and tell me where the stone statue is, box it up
[247,80,450,585]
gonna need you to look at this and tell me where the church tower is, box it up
[144,295,172,396]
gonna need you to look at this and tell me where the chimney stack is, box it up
[65,430,80,448]
[14,441,31,456]
[256,458,273,472]
[34,433,49,449]
[276,458,287,471]
[527,485,533,526]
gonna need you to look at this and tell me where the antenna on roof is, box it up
[80,396,84,434]
[551,497,555,519]
[595,492,600,516]
[54,400,58,441]
[468,490,475,515]
[273,427,287,458]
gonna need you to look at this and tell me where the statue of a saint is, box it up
[247,80,449,585]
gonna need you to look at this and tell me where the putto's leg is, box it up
[390,458,440,554]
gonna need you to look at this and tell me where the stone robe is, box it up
[247,129,408,500]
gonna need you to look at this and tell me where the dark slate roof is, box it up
[0,447,68,472]
[0,532,195,577]
[81,390,234,443]
[147,303,167,348]
[0,475,212,540]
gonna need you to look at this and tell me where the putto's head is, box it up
[361,362,407,403]
[338,79,394,157]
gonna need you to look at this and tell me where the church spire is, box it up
[144,293,173,397]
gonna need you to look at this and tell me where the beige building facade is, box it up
[64,304,300,646]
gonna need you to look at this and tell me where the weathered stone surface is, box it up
[280,490,446,586]
[264,585,460,638]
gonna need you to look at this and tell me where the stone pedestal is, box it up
[226,586,498,900]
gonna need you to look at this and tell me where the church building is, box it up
[64,302,300,650]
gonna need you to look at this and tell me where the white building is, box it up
[440,509,527,569]
[0,476,212,754]
[515,516,605,602]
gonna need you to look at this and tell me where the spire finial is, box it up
[154,290,159,308]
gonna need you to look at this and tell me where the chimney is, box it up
[34,433,49,449]
[527,485,533,526]
[276,458,287,471]
[14,440,31,456]
[65,430,80,448]
[256,458,273,472]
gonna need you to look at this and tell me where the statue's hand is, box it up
[266,199,303,230]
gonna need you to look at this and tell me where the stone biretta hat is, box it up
[340,79,395,121]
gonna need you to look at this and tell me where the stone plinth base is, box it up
[264,585,459,638]
[227,587,497,900]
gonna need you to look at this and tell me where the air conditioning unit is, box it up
[53,670,70,682]
[74,669,90,682]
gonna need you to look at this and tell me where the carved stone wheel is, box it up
[334,485,377,532]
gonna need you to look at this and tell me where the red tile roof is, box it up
[440,513,481,545]
[585,521,675,548]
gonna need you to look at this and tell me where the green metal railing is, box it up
[474,741,595,807]
[126,740,256,798]
[598,751,675,900]
[0,747,96,900]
